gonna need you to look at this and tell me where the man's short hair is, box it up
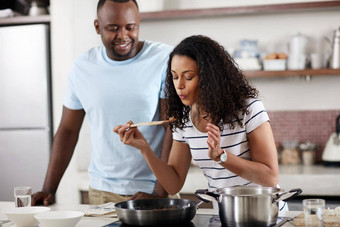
[97,0,139,12]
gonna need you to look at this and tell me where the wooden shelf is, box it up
[244,68,340,78]
[140,1,340,20]
[0,15,50,26]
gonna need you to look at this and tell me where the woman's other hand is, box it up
[206,123,223,162]
[113,121,148,150]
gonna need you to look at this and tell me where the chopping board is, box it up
[293,210,340,226]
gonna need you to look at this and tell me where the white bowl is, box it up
[34,210,84,227]
[4,206,51,227]
[263,59,287,71]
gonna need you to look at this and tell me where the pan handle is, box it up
[274,188,302,202]
[194,189,219,203]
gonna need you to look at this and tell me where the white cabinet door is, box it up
[0,24,51,129]
[0,130,50,201]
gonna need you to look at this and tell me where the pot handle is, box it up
[275,188,302,202]
[194,189,219,203]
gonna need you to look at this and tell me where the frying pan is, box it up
[114,198,205,226]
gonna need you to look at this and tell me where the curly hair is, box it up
[165,35,258,131]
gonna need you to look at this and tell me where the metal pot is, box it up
[115,198,204,226]
[195,186,302,227]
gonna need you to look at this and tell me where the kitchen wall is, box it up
[50,0,340,204]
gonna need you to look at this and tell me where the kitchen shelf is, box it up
[0,15,50,26]
[244,68,340,78]
[140,1,340,20]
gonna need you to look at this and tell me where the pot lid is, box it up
[213,185,282,196]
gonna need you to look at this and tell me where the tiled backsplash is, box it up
[268,110,340,162]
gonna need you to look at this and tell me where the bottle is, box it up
[330,27,340,69]
[28,0,48,16]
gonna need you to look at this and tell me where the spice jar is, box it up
[299,141,317,165]
[280,141,300,165]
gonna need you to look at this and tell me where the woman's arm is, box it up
[113,124,192,195]
[207,122,279,187]
[141,140,192,195]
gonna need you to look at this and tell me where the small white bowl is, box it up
[4,206,51,227]
[263,59,287,71]
[34,210,84,227]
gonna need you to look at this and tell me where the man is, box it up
[32,0,173,205]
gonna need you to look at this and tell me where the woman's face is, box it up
[171,55,199,106]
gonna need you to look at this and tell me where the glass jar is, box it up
[280,141,300,165]
[299,141,317,166]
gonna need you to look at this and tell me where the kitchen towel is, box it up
[84,202,116,217]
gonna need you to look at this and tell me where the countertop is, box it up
[78,164,340,196]
[278,164,340,196]
[181,164,340,195]
[0,202,300,227]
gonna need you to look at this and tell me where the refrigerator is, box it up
[0,24,52,201]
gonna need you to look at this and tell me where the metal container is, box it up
[330,27,340,69]
[195,186,302,227]
[115,198,203,226]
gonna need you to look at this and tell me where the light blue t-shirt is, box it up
[64,40,173,195]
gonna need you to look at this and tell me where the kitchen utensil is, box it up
[3,206,50,227]
[274,217,293,227]
[294,208,340,226]
[195,186,302,227]
[28,0,48,16]
[288,33,309,56]
[34,211,84,227]
[14,186,32,207]
[330,27,340,69]
[287,54,307,70]
[310,53,323,69]
[303,199,325,227]
[130,117,176,127]
[114,198,206,226]
[287,33,309,70]
[322,115,340,166]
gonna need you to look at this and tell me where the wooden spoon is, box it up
[130,117,176,127]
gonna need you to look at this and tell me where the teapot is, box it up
[329,27,340,69]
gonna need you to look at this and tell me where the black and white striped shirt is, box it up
[173,98,270,190]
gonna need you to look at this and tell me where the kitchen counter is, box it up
[0,202,300,226]
[279,164,340,196]
[78,164,340,197]
[180,164,340,196]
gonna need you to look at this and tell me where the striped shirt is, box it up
[173,98,269,190]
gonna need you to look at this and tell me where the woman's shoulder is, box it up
[242,98,269,133]
[245,98,266,112]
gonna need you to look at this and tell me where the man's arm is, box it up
[31,106,85,205]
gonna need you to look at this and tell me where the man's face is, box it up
[95,1,140,61]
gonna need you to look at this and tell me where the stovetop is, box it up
[103,214,218,227]
[103,214,290,227]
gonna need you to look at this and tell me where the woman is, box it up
[113,35,279,206]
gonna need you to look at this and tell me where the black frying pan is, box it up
[114,198,204,226]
